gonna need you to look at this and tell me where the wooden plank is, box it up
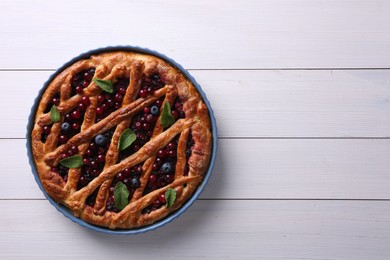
[3,69,390,138]
[1,0,390,69]
[193,69,390,138]
[8,138,390,200]
[1,200,390,259]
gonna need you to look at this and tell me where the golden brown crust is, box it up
[31,51,213,229]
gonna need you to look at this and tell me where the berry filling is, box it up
[147,139,178,191]
[118,98,164,160]
[77,128,115,189]
[44,93,61,113]
[50,144,80,181]
[41,93,61,143]
[184,133,194,176]
[59,97,90,144]
[40,125,52,143]
[71,68,96,96]
[171,97,186,120]
[86,188,99,207]
[142,192,168,215]
[51,165,69,182]
[105,163,143,212]
[95,78,129,122]
[138,73,165,98]
[141,136,179,214]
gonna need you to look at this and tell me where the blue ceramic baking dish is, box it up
[26,46,218,235]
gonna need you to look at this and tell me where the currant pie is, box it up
[30,50,213,229]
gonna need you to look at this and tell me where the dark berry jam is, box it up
[106,163,143,212]
[96,78,129,122]
[184,133,194,176]
[40,125,52,143]
[171,97,186,120]
[50,144,80,181]
[51,165,69,181]
[141,136,179,214]
[59,101,88,143]
[71,68,96,96]
[138,73,165,98]
[44,93,61,114]
[118,98,164,161]
[86,189,99,207]
[77,128,115,190]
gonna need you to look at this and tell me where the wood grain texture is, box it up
[0,0,390,69]
[1,200,390,259]
[9,138,390,199]
[3,69,390,138]
[2,1,390,258]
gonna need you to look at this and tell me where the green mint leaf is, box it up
[161,102,175,128]
[50,105,60,123]
[59,155,83,168]
[118,128,137,151]
[114,181,129,211]
[93,78,114,93]
[165,188,176,208]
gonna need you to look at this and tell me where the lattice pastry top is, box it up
[30,51,212,229]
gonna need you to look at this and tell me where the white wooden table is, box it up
[1,0,390,259]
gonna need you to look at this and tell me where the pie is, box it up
[30,50,213,229]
